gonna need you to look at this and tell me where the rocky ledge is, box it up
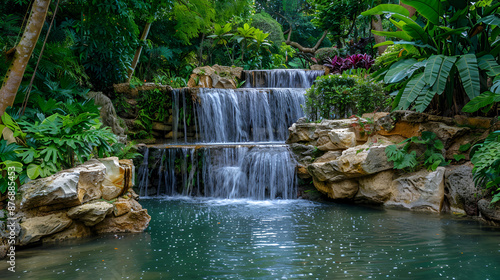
[289,111,500,225]
[0,157,151,259]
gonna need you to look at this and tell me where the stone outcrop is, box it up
[187,65,243,89]
[1,159,149,259]
[290,111,497,220]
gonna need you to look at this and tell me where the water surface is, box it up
[1,198,499,279]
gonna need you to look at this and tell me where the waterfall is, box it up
[139,69,320,199]
[145,145,297,199]
[243,69,324,88]
[195,88,306,143]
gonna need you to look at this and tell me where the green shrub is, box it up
[304,74,387,121]
[315,47,340,64]
[251,12,285,47]
[470,130,500,205]
[385,131,448,172]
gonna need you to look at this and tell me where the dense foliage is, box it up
[363,0,500,116]
[470,130,500,204]
[304,74,387,121]
[385,131,448,172]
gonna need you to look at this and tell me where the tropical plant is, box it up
[362,1,500,116]
[470,130,500,204]
[385,131,448,172]
[324,54,375,74]
[305,74,387,121]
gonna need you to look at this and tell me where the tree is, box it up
[0,0,51,117]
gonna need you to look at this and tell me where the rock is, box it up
[213,77,236,89]
[478,199,500,222]
[18,213,73,245]
[356,170,395,204]
[316,129,356,151]
[165,131,185,139]
[212,64,243,79]
[454,115,492,129]
[314,151,342,163]
[42,222,92,242]
[361,112,389,121]
[308,144,393,182]
[386,167,446,212]
[67,201,114,226]
[113,198,133,217]
[297,165,311,179]
[152,122,172,131]
[76,160,107,203]
[99,157,133,200]
[421,122,470,147]
[93,209,151,233]
[19,160,108,210]
[20,172,81,210]
[287,119,355,144]
[313,178,358,199]
[444,164,478,215]
[193,66,215,76]
[378,121,421,138]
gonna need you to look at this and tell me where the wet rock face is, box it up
[18,213,73,245]
[444,164,478,215]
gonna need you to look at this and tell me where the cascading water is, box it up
[243,69,324,88]
[138,69,323,199]
[195,88,305,143]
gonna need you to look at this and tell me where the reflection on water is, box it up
[1,198,499,279]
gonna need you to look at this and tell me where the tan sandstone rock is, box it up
[67,201,114,226]
[313,178,359,199]
[356,170,396,204]
[18,213,73,245]
[93,209,151,233]
[386,167,446,212]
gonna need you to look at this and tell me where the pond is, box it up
[1,197,499,279]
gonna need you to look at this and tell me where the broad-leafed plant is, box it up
[362,0,500,115]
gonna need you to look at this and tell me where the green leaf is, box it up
[399,72,427,110]
[392,14,428,43]
[432,56,457,94]
[459,143,472,152]
[384,58,418,84]
[453,154,466,161]
[462,91,500,113]
[434,27,469,40]
[400,0,443,25]
[414,89,436,112]
[361,4,410,17]
[371,30,413,41]
[478,55,500,76]
[456,54,481,99]
[477,14,500,26]
[424,55,443,86]
[40,145,60,164]
[27,163,42,179]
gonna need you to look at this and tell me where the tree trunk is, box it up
[371,15,387,55]
[127,22,151,82]
[400,2,417,18]
[0,0,51,116]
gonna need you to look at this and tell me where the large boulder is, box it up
[316,128,356,151]
[386,167,446,212]
[67,201,114,226]
[287,119,355,144]
[443,163,478,215]
[355,170,395,204]
[18,213,73,245]
[313,178,358,199]
[478,199,500,223]
[308,144,393,182]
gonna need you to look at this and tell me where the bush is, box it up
[251,12,285,47]
[305,74,387,121]
[315,47,339,64]
[470,130,500,205]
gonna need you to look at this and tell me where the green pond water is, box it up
[1,197,499,279]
